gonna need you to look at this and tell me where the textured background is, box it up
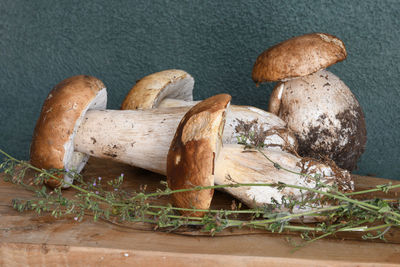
[0,0,399,179]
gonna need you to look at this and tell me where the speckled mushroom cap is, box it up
[121,69,194,110]
[30,75,107,188]
[252,33,347,83]
[268,70,366,171]
[167,94,231,217]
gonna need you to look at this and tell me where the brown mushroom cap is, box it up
[167,94,231,216]
[252,33,347,83]
[121,69,194,110]
[30,75,107,187]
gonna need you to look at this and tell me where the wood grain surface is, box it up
[1,158,400,266]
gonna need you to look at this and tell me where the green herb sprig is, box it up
[1,144,399,247]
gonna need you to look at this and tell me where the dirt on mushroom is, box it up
[296,106,366,171]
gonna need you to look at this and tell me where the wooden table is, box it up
[1,158,400,266]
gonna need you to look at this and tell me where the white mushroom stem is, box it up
[73,104,297,174]
[214,144,353,213]
[74,107,187,174]
[268,70,366,171]
[157,98,198,108]
[158,98,297,150]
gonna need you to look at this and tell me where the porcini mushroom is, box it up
[30,75,196,187]
[167,94,353,217]
[122,69,297,152]
[252,33,367,171]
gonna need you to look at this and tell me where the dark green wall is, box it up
[0,1,399,179]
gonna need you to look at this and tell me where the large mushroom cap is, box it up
[121,69,194,110]
[30,75,107,187]
[268,70,366,171]
[167,94,231,216]
[252,33,347,83]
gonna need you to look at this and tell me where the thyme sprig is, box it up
[1,145,399,247]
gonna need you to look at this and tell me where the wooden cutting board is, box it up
[1,158,400,266]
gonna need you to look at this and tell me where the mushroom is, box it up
[167,94,353,217]
[121,69,297,152]
[252,33,367,171]
[30,75,194,187]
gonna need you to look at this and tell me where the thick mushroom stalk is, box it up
[74,107,191,174]
[268,70,366,170]
[252,33,366,171]
[122,69,297,152]
[167,94,353,218]
[215,144,353,210]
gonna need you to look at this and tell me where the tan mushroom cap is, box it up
[252,33,347,83]
[121,69,194,110]
[167,94,231,217]
[30,75,107,187]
